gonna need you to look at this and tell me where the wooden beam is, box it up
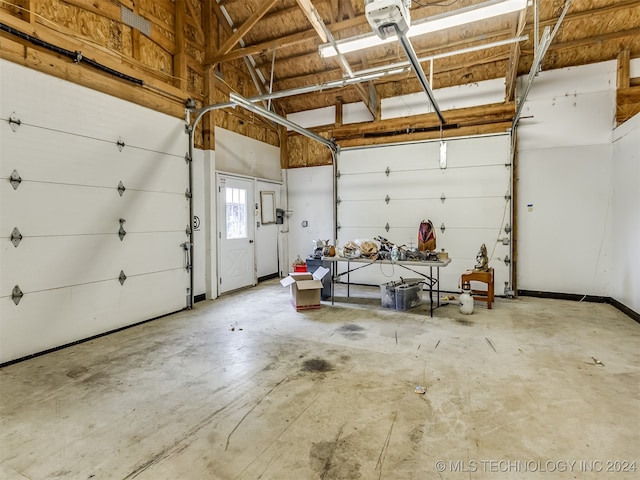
[617,49,631,90]
[184,0,205,44]
[295,0,327,42]
[210,15,365,64]
[505,9,526,102]
[0,39,186,118]
[616,86,640,125]
[0,9,187,98]
[174,0,187,90]
[335,96,343,126]
[213,0,279,60]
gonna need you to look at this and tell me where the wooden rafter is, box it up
[295,0,327,43]
[505,9,527,102]
[210,0,279,62]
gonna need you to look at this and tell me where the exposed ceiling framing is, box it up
[209,0,640,115]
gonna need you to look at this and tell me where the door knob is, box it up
[249,239,254,243]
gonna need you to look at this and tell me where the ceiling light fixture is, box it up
[319,0,528,58]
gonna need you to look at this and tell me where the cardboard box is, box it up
[280,267,330,311]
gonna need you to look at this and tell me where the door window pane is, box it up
[226,187,247,239]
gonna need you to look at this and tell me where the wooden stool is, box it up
[461,268,494,309]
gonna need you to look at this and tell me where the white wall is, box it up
[611,113,640,313]
[214,127,281,181]
[516,62,616,296]
[284,166,335,270]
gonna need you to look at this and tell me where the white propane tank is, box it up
[459,286,474,314]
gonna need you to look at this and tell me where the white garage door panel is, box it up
[338,166,509,202]
[1,127,187,194]
[338,134,512,297]
[0,269,187,364]
[446,135,510,167]
[1,232,186,293]
[1,61,190,363]
[338,197,506,232]
[339,143,439,173]
[0,62,186,156]
[1,184,186,235]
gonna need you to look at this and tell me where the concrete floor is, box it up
[1,280,639,480]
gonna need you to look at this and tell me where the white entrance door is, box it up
[218,174,256,294]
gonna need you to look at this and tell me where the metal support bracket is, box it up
[11,227,22,247]
[119,270,127,285]
[116,137,125,152]
[11,285,23,305]
[118,218,127,241]
[10,170,22,190]
[117,181,126,196]
[9,112,21,132]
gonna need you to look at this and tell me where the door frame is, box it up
[216,172,257,295]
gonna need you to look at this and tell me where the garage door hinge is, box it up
[117,181,126,196]
[11,285,23,305]
[10,170,22,190]
[504,255,511,266]
[185,153,192,164]
[185,188,192,200]
[336,196,341,205]
[119,270,127,285]
[336,223,341,231]
[186,225,192,236]
[116,137,125,152]
[335,170,341,179]
[118,218,127,241]
[11,227,22,247]
[8,112,21,132]
[504,223,511,234]
[505,193,511,201]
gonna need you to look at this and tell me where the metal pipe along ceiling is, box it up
[229,93,337,151]
[395,25,446,125]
